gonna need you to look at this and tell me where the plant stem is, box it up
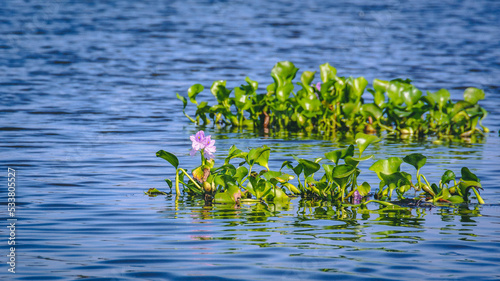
[178,168,203,190]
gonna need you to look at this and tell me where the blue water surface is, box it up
[1,0,500,280]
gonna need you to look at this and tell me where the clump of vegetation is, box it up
[177,61,489,138]
[154,131,484,207]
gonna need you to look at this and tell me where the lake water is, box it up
[1,0,500,280]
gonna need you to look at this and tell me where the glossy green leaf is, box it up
[322,164,335,181]
[441,170,456,185]
[360,103,383,120]
[234,166,249,185]
[347,76,368,100]
[245,76,258,91]
[369,157,402,179]
[428,89,450,110]
[255,145,271,170]
[402,153,427,171]
[448,195,464,204]
[342,102,361,117]
[450,100,472,117]
[210,80,231,103]
[177,93,187,109]
[263,170,282,181]
[358,182,371,197]
[156,150,179,169]
[298,97,322,112]
[332,164,356,179]
[319,62,337,82]
[214,192,234,204]
[224,145,247,165]
[187,84,204,104]
[401,85,422,107]
[299,70,316,95]
[355,133,380,156]
[324,145,354,165]
[283,182,301,194]
[165,179,173,189]
[345,155,374,167]
[293,155,320,178]
[463,87,485,105]
[461,167,479,182]
[386,81,405,106]
[373,79,389,93]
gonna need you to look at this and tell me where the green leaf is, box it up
[319,62,337,83]
[267,187,290,203]
[263,171,282,181]
[402,153,427,171]
[283,182,301,194]
[234,166,249,185]
[441,170,456,185]
[428,89,450,110]
[358,182,371,197]
[461,167,479,182]
[214,193,235,204]
[187,84,204,104]
[386,81,405,106]
[210,80,231,103]
[145,188,167,196]
[332,164,356,179]
[369,157,402,179]
[280,160,294,171]
[373,79,389,93]
[270,61,299,102]
[165,179,173,189]
[156,150,179,169]
[225,145,247,165]
[298,97,322,112]
[463,87,485,105]
[347,76,368,100]
[450,100,473,117]
[342,102,361,117]
[355,133,380,156]
[245,76,258,91]
[324,145,354,165]
[299,70,316,95]
[345,155,374,167]
[401,85,422,107]
[248,146,271,169]
[293,155,320,178]
[448,195,464,204]
[322,164,335,181]
[176,93,187,109]
[360,103,383,120]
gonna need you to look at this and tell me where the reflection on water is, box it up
[152,196,500,280]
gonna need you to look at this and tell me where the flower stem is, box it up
[178,168,203,191]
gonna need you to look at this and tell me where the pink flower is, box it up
[353,190,362,204]
[189,130,216,159]
[316,82,321,91]
[203,135,216,159]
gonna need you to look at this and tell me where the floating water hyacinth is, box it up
[177,61,489,139]
[155,132,485,206]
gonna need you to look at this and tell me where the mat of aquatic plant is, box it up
[177,61,488,138]
[150,131,484,208]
